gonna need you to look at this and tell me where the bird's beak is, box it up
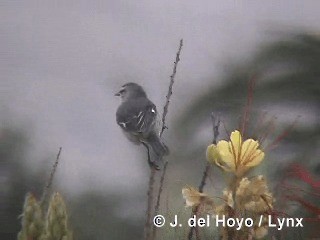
[115,91,120,96]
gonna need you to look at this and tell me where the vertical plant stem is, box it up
[144,167,156,240]
[188,114,220,240]
[159,39,183,137]
[40,147,62,209]
[145,39,183,240]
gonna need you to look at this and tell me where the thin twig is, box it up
[199,113,220,192]
[188,114,220,240]
[160,39,183,137]
[211,113,221,145]
[149,39,183,240]
[40,147,62,208]
[266,116,300,151]
[152,161,167,240]
[144,167,156,240]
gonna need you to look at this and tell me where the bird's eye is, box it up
[120,89,126,94]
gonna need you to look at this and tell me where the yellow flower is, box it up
[207,130,265,176]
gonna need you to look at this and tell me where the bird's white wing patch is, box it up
[136,111,144,125]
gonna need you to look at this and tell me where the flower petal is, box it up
[206,144,220,164]
[246,150,265,167]
[241,139,264,167]
[241,139,259,160]
[216,140,230,154]
[216,140,236,171]
[229,130,242,163]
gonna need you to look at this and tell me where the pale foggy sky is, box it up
[1,1,320,194]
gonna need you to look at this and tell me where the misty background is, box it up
[2,1,320,239]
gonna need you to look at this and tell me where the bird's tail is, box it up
[146,131,169,166]
[147,131,169,156]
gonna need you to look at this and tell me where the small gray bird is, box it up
[115,82,169,169]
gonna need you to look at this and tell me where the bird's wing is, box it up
[135,104,157,133]
[116,99,157,134]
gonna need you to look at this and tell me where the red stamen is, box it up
[241,76,257,138]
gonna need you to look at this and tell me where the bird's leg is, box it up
[142,142,152,166]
